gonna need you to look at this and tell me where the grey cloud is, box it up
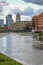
[12,7,43,17]
[23,0,43,5]
[34,9,43,15]
[23,7,34,16]
[0,0,9,16]
[12,7,35,16]
[12,8,22,14]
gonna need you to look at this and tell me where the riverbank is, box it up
[0,53,22,65]
[19,32,32,36]
[32,31,43,49]
[0,33,10,37]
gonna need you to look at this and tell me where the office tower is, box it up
[0,19,4,26]
[16,13,21,22]
[6,14,13,26]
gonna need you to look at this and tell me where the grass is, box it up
[0,53,22,65]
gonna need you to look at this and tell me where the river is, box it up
[0,33,43,65]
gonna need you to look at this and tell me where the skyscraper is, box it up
[16,13,21,22]
[0,19,4,26]
[6,14,13,26]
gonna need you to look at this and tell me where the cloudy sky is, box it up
[0,0,43,22]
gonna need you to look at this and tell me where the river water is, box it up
[0,33,43,65]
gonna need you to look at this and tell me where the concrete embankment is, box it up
[32,31,43,49]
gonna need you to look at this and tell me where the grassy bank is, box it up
[0,29,32,33]
[0,53,22,65]
[0,30,10,33]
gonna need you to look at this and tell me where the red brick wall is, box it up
[32,13,43,30]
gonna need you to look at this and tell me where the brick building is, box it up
[32,13,43,30]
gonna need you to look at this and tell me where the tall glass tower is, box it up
[6,14,13,26]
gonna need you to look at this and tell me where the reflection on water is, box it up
[0,33,43,65]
